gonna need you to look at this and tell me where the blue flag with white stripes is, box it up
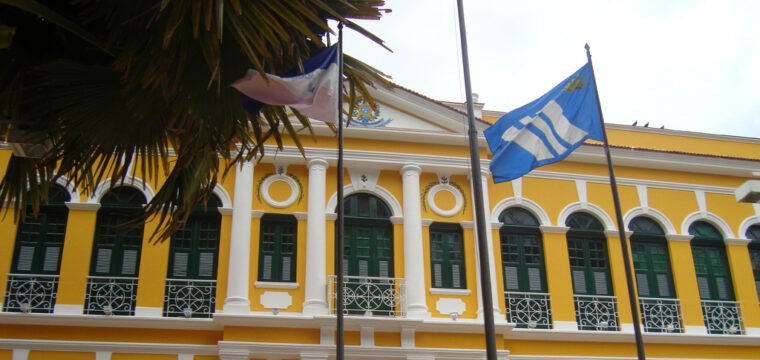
[484,63,604,183]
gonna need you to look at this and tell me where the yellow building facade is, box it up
[1,86,759,359]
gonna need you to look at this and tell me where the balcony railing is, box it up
[639,297,683,333]
[701,300,744,335]
[3,274,58,314]
[84,276,138,316]
[163,279,216,318]
[504,291,552,329]
[328,275,405,318]
[574,295,619,331]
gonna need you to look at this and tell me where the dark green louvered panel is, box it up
[90,187,146,277]
[258,214,297,282]
[168,198,221,280]
[499,218,547,293]
[430,223,466,289]
[630,217,676,298]
[567,213,612,296]
[689,221,736,301]
[11,185,70,275]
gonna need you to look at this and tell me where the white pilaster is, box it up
[401,164,430,318]
[303,158,330,315]
[224,160,254,314]
[471,171,503,320]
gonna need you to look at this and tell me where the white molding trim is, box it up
[212,184,233,209]
[65,202,101,211]
[527,169,738,194]
[459,221,473,229]
[557,202,616,231]
[52,175,80,203]
[738,215,760,240]
[53,304,83,315]
[695,190,707,214]
[0,339,217,356]
[134,306,162,318]
[426,183,464,218]
[623,206,678,235]
[491,222,503,230]
[89,177,155,204]
[325,183,402,218]
[12,349,28,360]
[390,216,404,225]
[490,197,552,226]
[251,210,264,219]
[420,219,434,227]
[429,288,472,296]
[261,173,299,208]
[575,180,587,204]
[725,238,751,246]
[254,281,299,289]
[540,226,570,234]
[552,321,578,331]
[604,230,632,238]
[512,177,522,199]
[681,211,736,238]
[666,234,694,242]
[636,185,648,208]
[218,207,233,216]
[293,211,308,221]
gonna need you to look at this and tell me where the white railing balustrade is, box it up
[84,276,138,316]
[701,300,744,335]
[574,295,619,331]
[328,275,406,318]
[163,279,217,318]
[504,291,552,329]
[639,297,683,333]
[3,274,59,314]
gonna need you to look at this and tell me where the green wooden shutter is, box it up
[90,187,146,277]
[630,217,675,298]
[499,227,547,293]
[689,221,736,301]
[566,213,611,296]
[747,225,760,299]
[430,223,466,289]
[258,214,297,282]
[11,186,70,275]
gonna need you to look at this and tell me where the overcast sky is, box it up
[338,0,760,138]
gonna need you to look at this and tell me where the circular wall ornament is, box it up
[261,174,300,208]
[427,183,464,217]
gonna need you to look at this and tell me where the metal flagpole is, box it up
[336,22,346,360]
[585,43,646,360]
[456,1,498,359]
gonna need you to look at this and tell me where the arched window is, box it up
[499,208,546,293]
[430,222,465,289]
[164,195,222,318]
[566,212,612,296]
[4,185,71,313]
[85,186,146,316]
[689,221,735,301]
[342,193,393,278]
[747,225,760,299]
[629,217,675,298]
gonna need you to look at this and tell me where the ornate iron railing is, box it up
[3,274,59,313]
[504,291,552,329]
[328,275,405,318]
[84,276,138,316]
[574,295,619,331]
[701,300,744,335]
[163,279,216,318]
[639,297,683,333]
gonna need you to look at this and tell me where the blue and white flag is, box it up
[232,45,340,124]
[484,63,604,183]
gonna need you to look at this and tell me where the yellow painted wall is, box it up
[416,332,505,350]
[726,244,760,327]
[375,331,401,347]
[0,209,18,305]
[668,240,705,327]
[543,230,575,322]
[0,350,11,360]
[223,326,319,344]
[29,351,93,360]
[112,354,176,360]
[136,218,170,309]
[0,325,221,344]
[505,339,760,359]
[56,209,98,307]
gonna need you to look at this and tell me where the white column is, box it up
[400,164,429,318]
[223,160,253,314]
[303,158,330,315]
[471,170,503,320]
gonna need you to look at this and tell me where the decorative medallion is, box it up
[257,166,303,208]
[422,177,466,217]
[346,97,393,128]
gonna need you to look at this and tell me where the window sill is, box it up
[254,281,299,289]
[429,288,471,296]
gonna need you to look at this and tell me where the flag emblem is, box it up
[484,63,604,183]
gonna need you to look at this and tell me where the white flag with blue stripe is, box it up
[484,63,603,183]
[232,45,339,124]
